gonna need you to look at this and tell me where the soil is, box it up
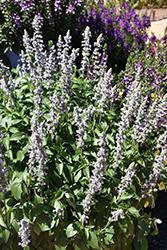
[146,190,167,250]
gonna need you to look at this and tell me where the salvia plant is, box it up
[0,15,167,250]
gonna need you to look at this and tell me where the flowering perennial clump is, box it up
[0,13,167,250]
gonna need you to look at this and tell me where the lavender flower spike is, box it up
[117,162,135,198]
[18,219,31,249]
[81,132,108,224]
[80,26,92,76]
[0,142,8,194]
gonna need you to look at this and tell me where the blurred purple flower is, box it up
[11,13,22,28]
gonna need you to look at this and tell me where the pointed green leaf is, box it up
[66,223,78,238]
[0,216,7,228]
[128,207,140,218]
[17,150,25,162]
[10,132,22,141]
[88,231,99,249]
[11,181,22,200]
[2,228,10,243]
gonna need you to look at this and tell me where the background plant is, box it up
[0,1,151,74]
[76,1,150,72]
[0,0,88,52]
[0,16,166,250]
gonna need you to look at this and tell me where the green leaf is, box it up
[2,135,10,150]
[34,194,43,206]
[137,220,150,241]
[22,144,29,154]
[119,193,134,201]
[56,162,63,175]
[106,134,115,144]
[10,132,22,141]
[11,219,19,232]
[88,231,99,249]
[36,216,50,232]
[0,216,7,228]
[17,150,25,161]
[46,148,54,155]
[8,149,13,160]
[118,217,128,233]
[65,191,76,210]
[128,207,140,218]
[84,228,89,240]
[54,232,67,250]
[38,221,50,232]
[2,228,10,243]
[104,226,114,245]
[9,127,19,133]
[66,222,78,238]
[140,238,148,250]
[74,170,82,183]
[137,158,146,167]
[11,181,22,200]
[133,237,148,250]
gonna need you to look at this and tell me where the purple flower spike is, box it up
[18,219,31,249]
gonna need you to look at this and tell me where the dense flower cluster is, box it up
[120,38,167,97]
[0,135,8,195]
[109,208,124,222]
[113,68,142,170]
[24,16,48,191]
[81,132,108,224]
[93,68,116,112]
[73,105,95,150]
[57,30,79,97]
[0,62,15,99]
[18,219,31,249]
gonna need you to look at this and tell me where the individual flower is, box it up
[18,219,31,249]
[53,207,64,217]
